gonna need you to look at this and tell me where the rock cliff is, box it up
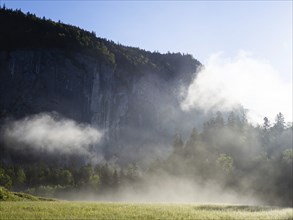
[0,8,201,164]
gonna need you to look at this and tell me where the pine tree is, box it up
[263,117,271,131]
[215,111,224,128]
[274,112,285,131]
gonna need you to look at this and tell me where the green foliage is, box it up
[26,185,66,198]
[0,7,201,74]
[0,110,291,206]
[216,154,234,173]
[282,149,293,164]
[0,186,23,201]
[0,161,138,199]
[274,112,286,131]
[126,163,139,181]
[88,174,100,190]
[154,111,292,206]
[57,170,74,186]
[14,168,26,188]
[0,186,54,201]
[263,117,271,130]
[0,7,115,64]
[0,168,12,189]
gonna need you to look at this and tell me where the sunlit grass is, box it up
[0,202,292,220]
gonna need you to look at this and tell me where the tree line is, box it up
[151,111,292,206]
[0,162,139,198]
[1,111,291,206]
[0,6,199,76]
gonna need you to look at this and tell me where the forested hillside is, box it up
[0,7,198,75]
[0,6,201,166]
[0,7,292,207]
[1,111,292,206]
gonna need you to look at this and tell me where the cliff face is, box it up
[0,50,95,122]
[0,49,200,163]
[0,8,201,164]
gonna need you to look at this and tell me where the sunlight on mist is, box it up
[181,51,292,124]
[2,113,103,155]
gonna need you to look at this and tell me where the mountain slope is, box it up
[0,7,201,165]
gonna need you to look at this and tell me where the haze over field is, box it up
[0,1,292,209]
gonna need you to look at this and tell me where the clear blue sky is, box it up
[2,1,292,82]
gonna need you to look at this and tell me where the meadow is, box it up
[1,201,293,220]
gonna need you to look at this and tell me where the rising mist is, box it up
[0,7,292,208]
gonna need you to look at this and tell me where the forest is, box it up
[0,6,198,75]
[0,6,292,208]
[1,111,292,206]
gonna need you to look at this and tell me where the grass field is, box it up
[1,201,292,220]
[0,187,292,220]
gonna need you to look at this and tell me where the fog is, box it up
[1,113,103,155]
[75,175,260,206]
[0,54,291,207]
[181,51,292,124]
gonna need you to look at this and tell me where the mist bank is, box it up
[2,113,103,155]
[181,52,292,124]
[0,113,105,165]
[1,111,292,207]
[0,7,292,207]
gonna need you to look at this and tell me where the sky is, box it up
[2,0,293,122]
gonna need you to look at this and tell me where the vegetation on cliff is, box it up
[0,6,200,74]
[0,6,292,208]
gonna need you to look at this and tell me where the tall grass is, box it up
[1,202,292,220]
